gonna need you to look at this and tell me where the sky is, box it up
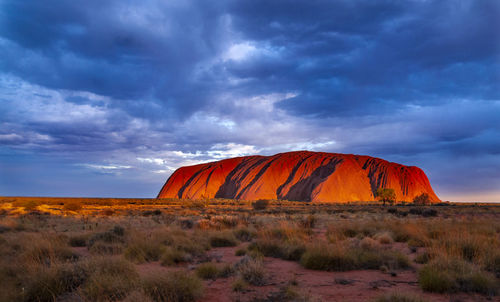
[0,0,499,201]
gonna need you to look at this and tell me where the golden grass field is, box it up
[0,197,499,302]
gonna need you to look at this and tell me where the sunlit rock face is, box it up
[157,151,440,203]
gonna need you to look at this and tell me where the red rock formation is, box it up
[157,151,440,203]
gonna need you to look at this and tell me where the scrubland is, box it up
[0,197,498,302]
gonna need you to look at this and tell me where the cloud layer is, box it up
[1,0,499,201]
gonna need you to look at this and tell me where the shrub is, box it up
[300,245,356,271]
[419,258,498,295]
[142,271,203,302]
[23,235,78,265]
[360,237,380,250]
[252,199,269,210]
[252,238,306,261]
[178,218,194,229]
[112,225,125,236]
[387,207,398,214]
[459,270,498,295]
[300,243,409,272]
[422,209,437,217]
[82,257,139,301]
[160,247,188,266]
[355,249,409,270]
[375,232,394,244]
[23,263,87,302]
[233,227,254,241]
[413,193,430,205]
[88,229,124,248]
[235,257,266,286]
[196,262,219,280]
[209,232,237,247]
[217,264,235,278]
[69,234,89,247]
[231,278,248,292]
[418,264,456,293]
[124,239,165,263]
[409,208,423,215]
[414,251,433,264]
[485,252,500,277]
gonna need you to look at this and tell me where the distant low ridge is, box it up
[157,151,440,203]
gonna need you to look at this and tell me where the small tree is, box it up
[376,188,396,206]
[413,193,430,205]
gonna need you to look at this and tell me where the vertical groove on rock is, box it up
[236,157,279,199]
[214,156,265,198]
[284,157,342,202]
[276,154,315,198]
[159,151,440,203]
[178,165,210,198]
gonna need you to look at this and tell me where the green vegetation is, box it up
[376,188,396,205]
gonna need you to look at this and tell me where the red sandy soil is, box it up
[201,246,494,302]
[70,236,494,302]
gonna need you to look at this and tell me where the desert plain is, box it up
[0,197,498,302]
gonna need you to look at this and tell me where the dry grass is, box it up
[141,270,203,301]
[0,197,498,300]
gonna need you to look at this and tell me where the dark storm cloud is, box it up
[0,0,499,200]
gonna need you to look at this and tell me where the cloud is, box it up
[0,0,498,200]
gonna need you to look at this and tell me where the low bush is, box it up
[196,262,219,280]
[300,244,356,271]
[142,271,203,302]
[22,263,87,302]
[233,227,254,241]
[484,252,500,277]
[235,256,266,286]
[387,207,398,214]
[82,257,139,301]
[418,264,456,293]
[422,209,437,217]
[178,218,194,229]
[251,238,306,261]
[414,251,434,264]
[300,243,410,272]
[160,247,188,266]
[375,232,394,244]
[88,228,125,248]
[409,208,423,215]
[124,238,165,263]
[252,199,269,211]
[217,263,235,278]
[419,258,498,295]
[69,234,89,247]
[23,235,78,265]
[209,232,238,247]
[231,278,248,292]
